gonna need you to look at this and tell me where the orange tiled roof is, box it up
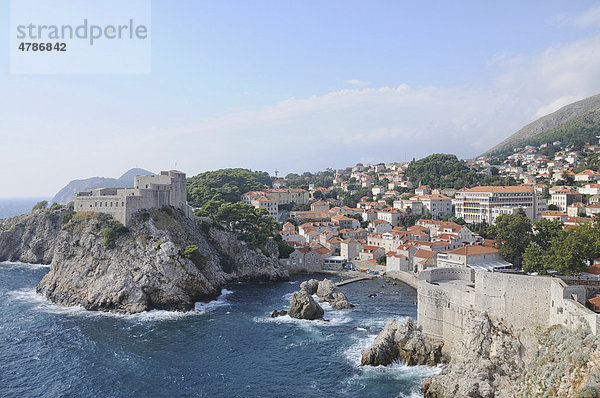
[462,186,534,193]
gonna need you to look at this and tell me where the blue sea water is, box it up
[0,262,439,398]
[0,198,50,220]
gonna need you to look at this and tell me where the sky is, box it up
[2,1,600,197]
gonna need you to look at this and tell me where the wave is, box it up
[254,311,351,328]
[194,288,233,314]
[7,287,235,321]
[0,261,50,270]
[342,333,440,397]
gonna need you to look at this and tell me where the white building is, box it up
[411,194,452,217]
[454,186,543,224]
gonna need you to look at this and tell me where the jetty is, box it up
[336,275,374,286]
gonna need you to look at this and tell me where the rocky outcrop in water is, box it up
[421,311,523,398]
[299,279,319,295]
[316,279,354,309]
[272,278,353,320]
[0,207,288,313]
[361,317,443,367]
[288,290,324,320]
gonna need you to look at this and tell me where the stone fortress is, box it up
[74,170,194,226]
[417,267,600,358]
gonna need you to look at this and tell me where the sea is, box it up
[0,198,51,220]
[0,262,438,398]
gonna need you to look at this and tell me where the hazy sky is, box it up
[2,1,600,197]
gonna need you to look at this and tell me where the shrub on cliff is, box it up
[182,245,209,269]
[32,201,48,212]
[102,224,129,249]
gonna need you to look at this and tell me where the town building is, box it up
[435,245,511,271]
[550,189,583,212]
[410,194,452,217]
[454,186,543,224]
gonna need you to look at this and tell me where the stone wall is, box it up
[418,268,600,358]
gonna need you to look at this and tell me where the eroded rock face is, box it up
[316,279,354,309]
[361,317,443,367]
[516,325,600,397]
[1,207,289,313]
[300,279,319,295]
[0,208,67,264]
[288,290,324,320]
[421,311,523,398]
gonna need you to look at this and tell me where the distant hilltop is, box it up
[482,93,600,156]
[52,168,154,204]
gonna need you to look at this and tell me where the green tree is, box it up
[487,209,532,265]
[522,242,546,273]
[187,168,271,207]
[532,218,564,250]
[32,200,48,212]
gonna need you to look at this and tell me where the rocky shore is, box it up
[361,309,600,398]
[0,206,288,313]
[361,317,444,367]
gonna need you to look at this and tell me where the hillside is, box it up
[51,168,154,204]
[406,154,515,189]
[482,94,600,156]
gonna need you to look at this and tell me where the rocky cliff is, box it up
[418,309,600,398]
[516,325,600,397]
[0,206,288,313]
[421,311,524,398]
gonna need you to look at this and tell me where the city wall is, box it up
[418,268,600,357]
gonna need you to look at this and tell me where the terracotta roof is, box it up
[588,265,600,275]
[449,245,498,255]
[576,169,600,175]
[414,249,435,259]
[313,246,330,255]
[540,210,567,216]
[462,186,534,193]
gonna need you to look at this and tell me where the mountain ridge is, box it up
[482,94,600,156]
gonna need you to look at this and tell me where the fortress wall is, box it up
[74,195,127,225]
[418,268,476,355]
[550,280,598,334]
[418,268,600,358]
[473,272,552,336]
[419,267,474,283]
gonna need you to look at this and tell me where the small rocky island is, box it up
[272,278,354,320]
[0,205,288,313]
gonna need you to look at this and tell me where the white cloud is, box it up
[556,4,600,29]
[163,29,600,173]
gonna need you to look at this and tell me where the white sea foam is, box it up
[7,287,235,321]
[0,261,50,269]
[342,332,440,398]
[282,292,294,301]
[194,288,233,314]
[256,312,351,327]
